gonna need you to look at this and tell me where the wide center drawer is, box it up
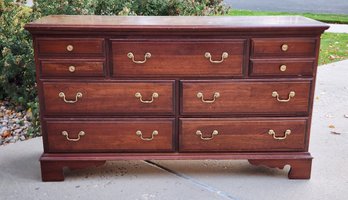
[42,81,175,115]
[44,118,175,152]
[112,40,246,77]
[180,118,307,152]
[181,80,311,115]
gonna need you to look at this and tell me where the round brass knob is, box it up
[66,45,74,52]
[68,65,76,72]
[279,64,287,72]
[281,44,289,52]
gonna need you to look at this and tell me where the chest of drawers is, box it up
[25,15,329,181]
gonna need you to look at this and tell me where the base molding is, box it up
[40,152,312,181]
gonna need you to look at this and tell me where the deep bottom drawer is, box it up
[45,119,175,152]
[180,118,307,152]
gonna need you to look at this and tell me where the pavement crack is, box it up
[144,160,239,200]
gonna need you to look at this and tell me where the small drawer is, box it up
[181,80,311,115]
[40,60,105,77]
[251,38,317,58]
[45,119,175,152]
[250,59,315,77]
[179,118,307,152]
[111,40,246,77]
[37,38,104,56]
[43,81,175,115]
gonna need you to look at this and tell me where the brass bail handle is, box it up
[135,92,159,104]
[59,92,83,104]
[197,92,220,103]
[127,52,151,64]
[205,52,228,64]
[268,129,291,140]
[272,91,295,103]
[196,130,219,140]
[136,130,158,141]
[62,131,85,142]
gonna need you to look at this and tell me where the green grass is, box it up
[227,10,348,24]
[319,32,348,65]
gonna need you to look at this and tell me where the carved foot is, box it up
[40,160,106,181]
[248,158,312,179]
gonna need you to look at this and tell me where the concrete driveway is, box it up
[224,0,348,14]
[1,59,347,200]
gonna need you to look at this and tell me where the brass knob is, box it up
[281,44,289,52]
[279,64,287,72]
[68,65,76,73]
[66,45,74,52]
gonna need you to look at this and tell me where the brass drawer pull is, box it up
[196,130,219,140]
[135,92,158,104]
[272,91,295,102]
[279,64,287,72]
[268,129,291,140]
[68,65,76,72]
[197,92,220,103]
[136,130,158,141]
[62,131,85,142]
[204,52,228,64]
[59,92,83,104]
[66,44,74,52]
[281,44,289,52]
[127,52,151,64]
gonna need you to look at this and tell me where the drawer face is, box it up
[179,118,307,152]
[250,59,315,77]
[43,81,175,115]
[45,119,174,152]
[181,80,311,115]
[111,40,246,77]
[37,38,104,56]
[251,38,316,58]
[41,60,105,77]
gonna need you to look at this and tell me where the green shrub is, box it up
[35,0,229,16]
[0,0,41,136]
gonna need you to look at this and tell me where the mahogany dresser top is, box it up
[25,15,329,32]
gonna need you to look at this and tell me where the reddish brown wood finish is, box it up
[40,60,105,77]
[250,59,314,77]
[251,38,317,58]
[181,80,311,115]
[42,81,175,115]
[37,38,105,56]
[41,160,106,181]
[44,119,175,152]
[248,158,312,179]
[179,118,307,152]
[25,15,329,181]
[112,40,245,77]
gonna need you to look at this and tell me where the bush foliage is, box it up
[0,0,229,137]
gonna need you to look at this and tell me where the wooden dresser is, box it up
[25,15,329,181]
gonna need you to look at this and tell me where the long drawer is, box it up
[42,81,175,115]
[44,118,175,152]
[179,118,307,152]
[181,80,311,115]
[112,40,246,77]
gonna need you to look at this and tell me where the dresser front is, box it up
[26,16,328,181]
